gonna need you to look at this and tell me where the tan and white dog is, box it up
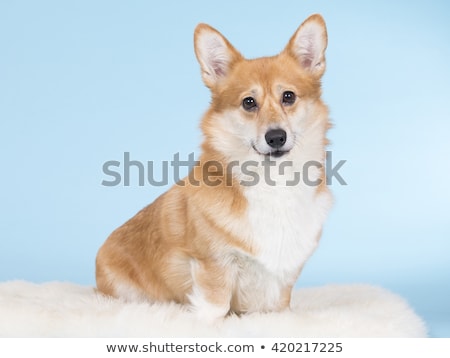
[96,14,332,322]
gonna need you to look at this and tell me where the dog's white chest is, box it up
[243,183,331,282]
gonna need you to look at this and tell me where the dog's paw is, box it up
[188,288,229,325]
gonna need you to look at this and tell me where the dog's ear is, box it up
[285,14,328,78]
[194,24,243,89]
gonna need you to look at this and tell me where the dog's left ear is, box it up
[285,14,328,78]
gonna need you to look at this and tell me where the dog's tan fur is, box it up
[96,14,332,322]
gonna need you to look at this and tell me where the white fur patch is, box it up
[101,266,147,302]
[113,281,147,302]
[188,260,230,323]
[244,180,331,280]
[231,252,284,312]
[188,284,230,324]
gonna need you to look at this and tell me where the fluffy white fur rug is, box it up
[0,281,427,337]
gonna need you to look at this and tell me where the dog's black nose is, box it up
[265,129,287,149]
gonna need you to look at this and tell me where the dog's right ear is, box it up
[194,24,243,89]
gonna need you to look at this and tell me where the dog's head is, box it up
[194,15,329,174]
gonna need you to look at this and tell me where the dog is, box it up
[96,14,332,322]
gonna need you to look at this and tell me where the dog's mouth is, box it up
[252,145,290,158]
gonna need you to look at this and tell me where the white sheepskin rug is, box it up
[0,281,427,337]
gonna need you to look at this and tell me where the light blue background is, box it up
[1,0,449,337]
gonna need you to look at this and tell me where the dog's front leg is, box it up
[188,259,233,324]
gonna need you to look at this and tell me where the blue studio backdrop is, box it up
[0,0,449,337]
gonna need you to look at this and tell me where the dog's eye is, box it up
[242,97,257,111]
[282,91,296,105]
